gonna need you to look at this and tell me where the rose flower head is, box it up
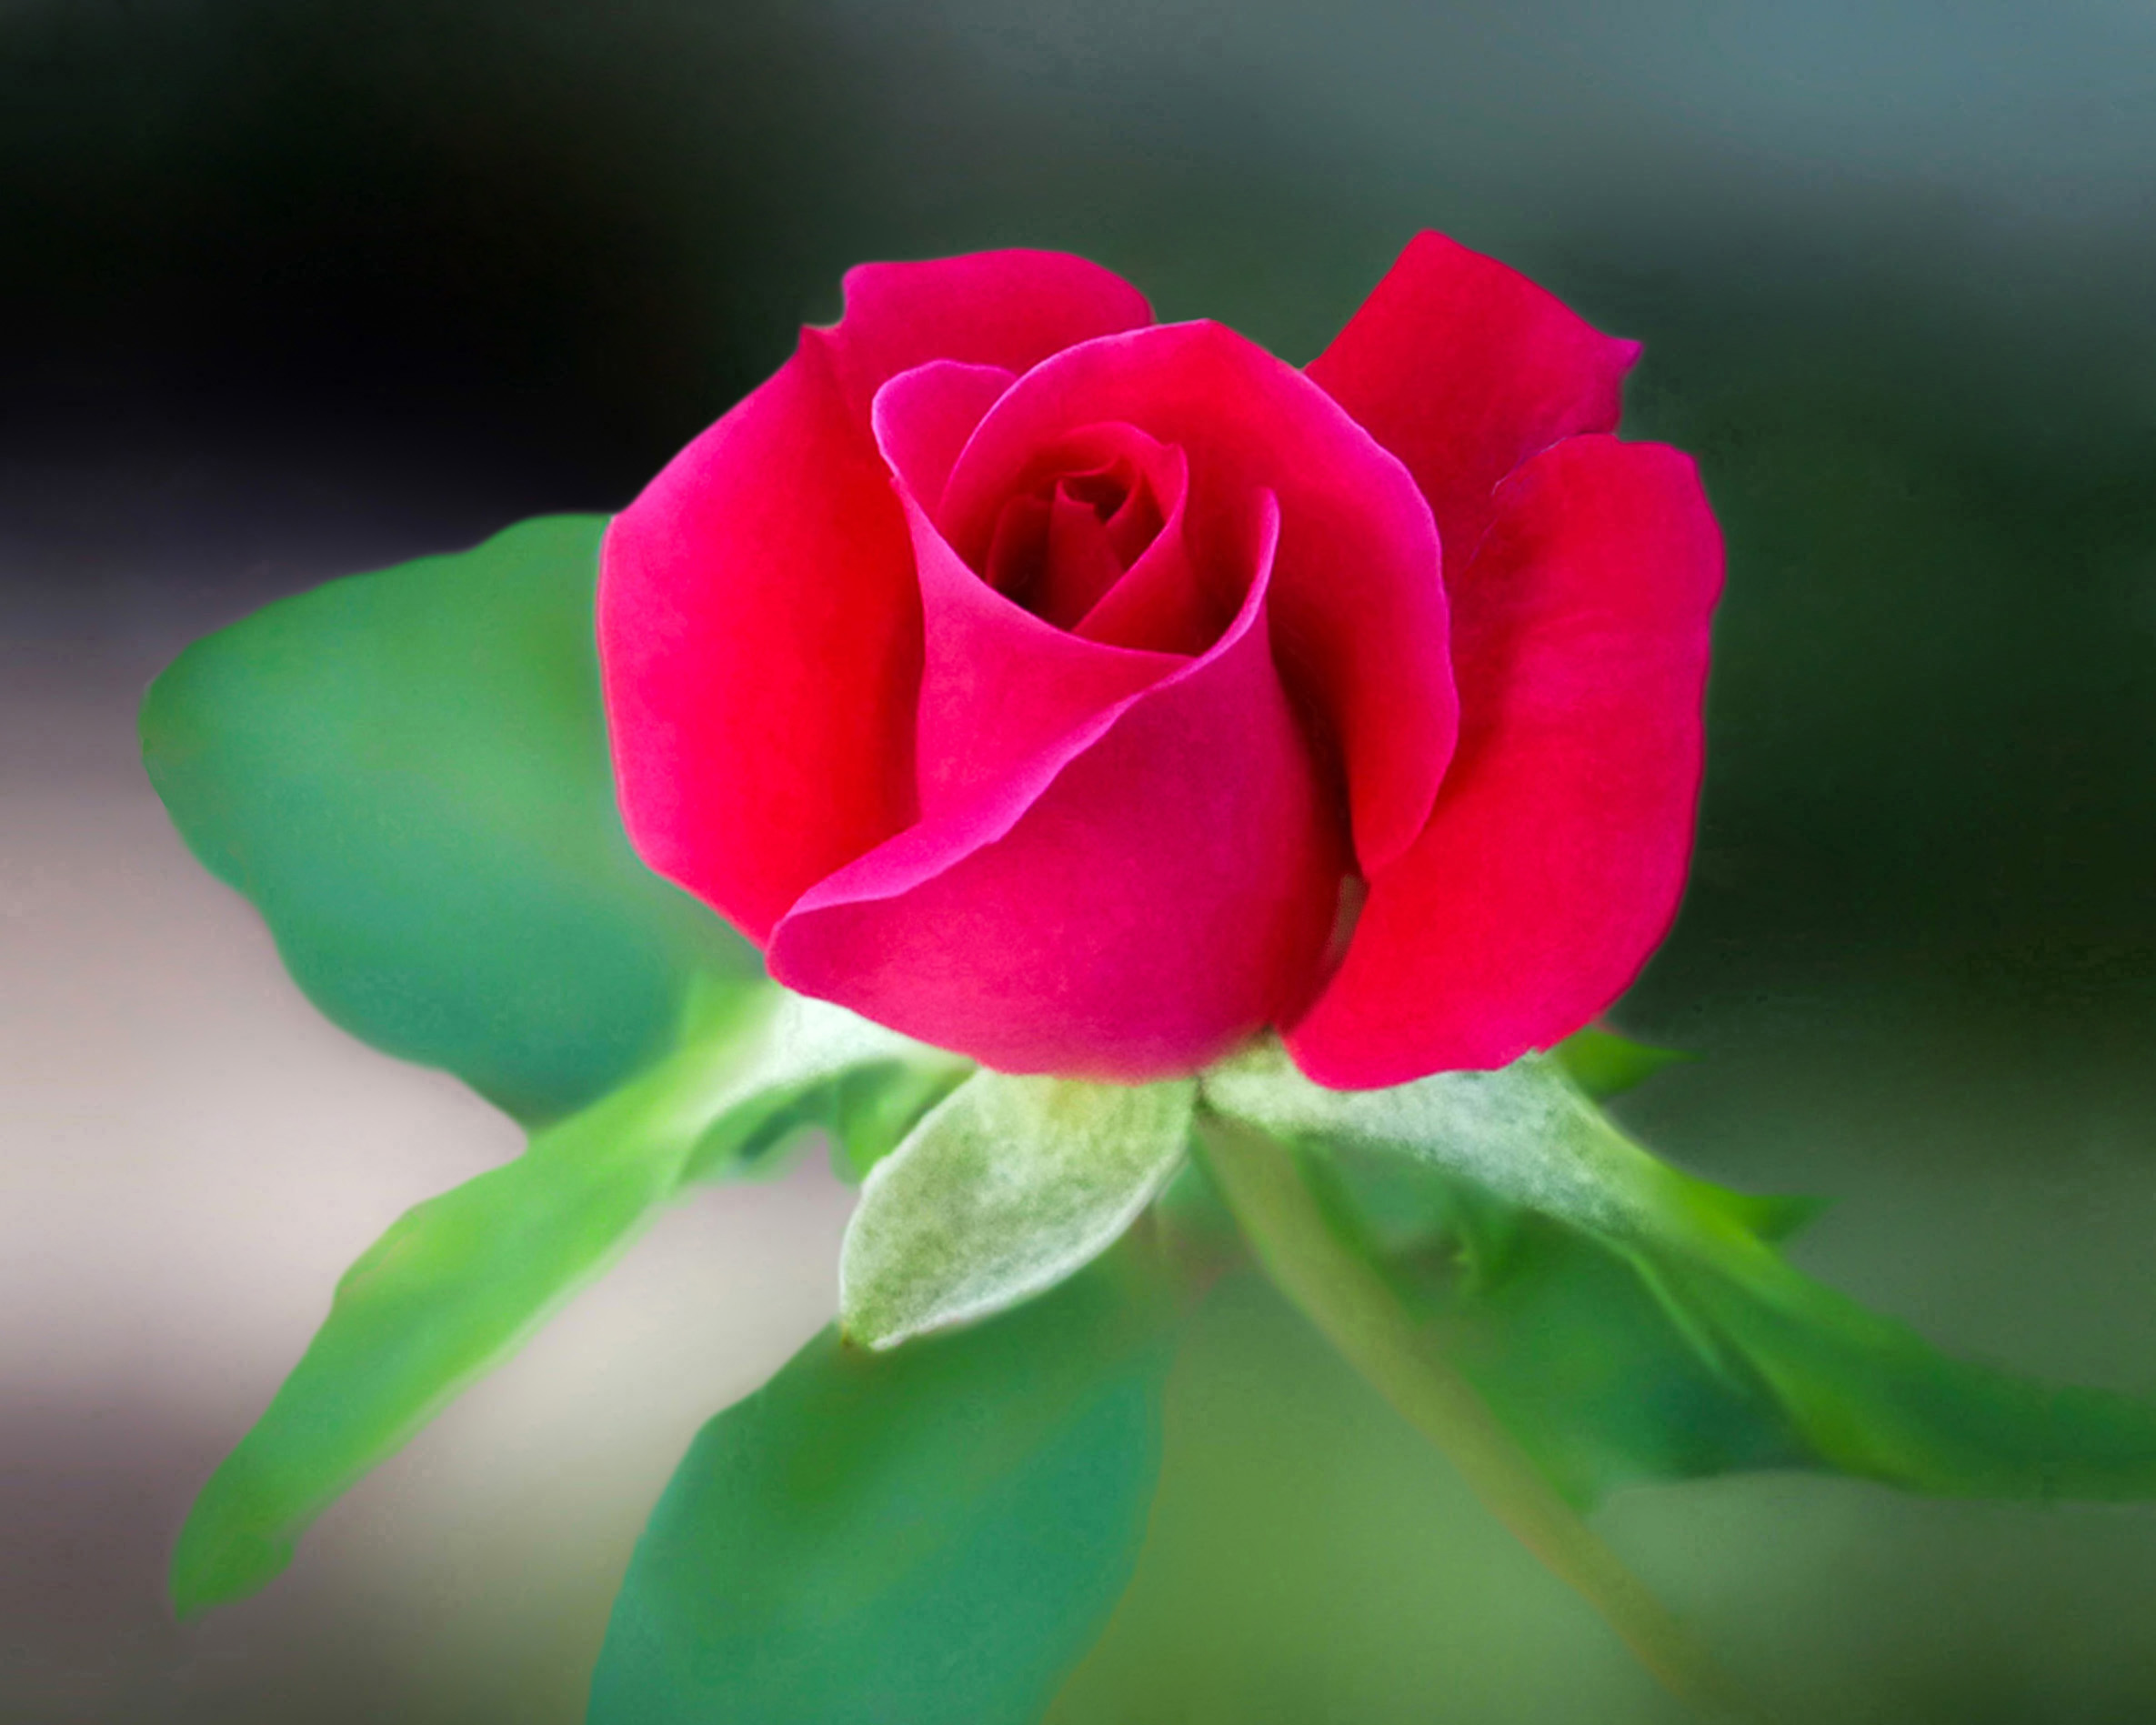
[599,236,1721,1088]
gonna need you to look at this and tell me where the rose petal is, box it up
[902,488,1182,816]
[1285,436,1723,1088]
[601,252,1152,943]
[768,491,1345,1079]
[821,251,1153,424]
[1074,446,1227,657]
[871,361,1016,509]
[1039,485,1135,626]
[600,336,920,941]
[1307,232,1640,566]
[940,321,1455,875]
[958,421,1187,597]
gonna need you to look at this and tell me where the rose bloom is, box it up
[599,236,1720,1088]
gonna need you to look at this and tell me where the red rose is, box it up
[598,236,1720,1088]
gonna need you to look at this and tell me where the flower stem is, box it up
[1195,1110,1772,1725]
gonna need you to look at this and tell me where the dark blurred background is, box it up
[5,2,2155,1720]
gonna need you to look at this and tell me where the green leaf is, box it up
[589,1247,1180,1725]
[145,512,981,1610]
[1298,1146,1811,1507]
[172,986,967,1614]
[141,515,757,1124]
[1664,1250,2156,1501]
[1551,1025,1691,1098]
[841,1074,1194,1349]
[1211,1045,2156,1510]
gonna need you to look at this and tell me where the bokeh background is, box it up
[6,1,2156,1720]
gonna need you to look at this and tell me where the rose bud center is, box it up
[985,455,1163,628]
[955,420,1235,660]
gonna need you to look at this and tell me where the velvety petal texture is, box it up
[897,486,1180,816]
[1307,231,1639,566]
[1286,436,1722,1088]
[938,320,1456,876]
[770,494,1344,1079]
[600,338,919,941]
[600,236,1721,1087]
[819,252,1154,422]
[601,254,1151,940]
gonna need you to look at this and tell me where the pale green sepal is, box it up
[841,1074,1195,1350]
[686,990,972,1179]
[1202,1038,1703,1247]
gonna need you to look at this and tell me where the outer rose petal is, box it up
[1285,436,1722,1089]
[768,495,1344,1079]
[939,321,1456,875]
[1307,232,1640,566]
[599,252,1152,942]
[600,336,918,940]
[821,251,1153,423]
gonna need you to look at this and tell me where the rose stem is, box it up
[1195,1110,1773,1725]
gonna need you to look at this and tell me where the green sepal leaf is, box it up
[1203,1038,1709,1242]
[681,990,971,1182]
[827,1060,975,1184]
[1551,1025,1691,1098]
[841,1074,1194,1349]
[1207,1040,2156,1510]
[171,987,967,1614]
[1297,1146,1811,1506]
[140,515,757,1124]
[589,1245,1181,1725]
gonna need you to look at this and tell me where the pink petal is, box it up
[1285,436,1723,1089]
[599,336,921,942]
[902,487,1182,817]
[939,321,1455,875]
[1073,446,1227,657]
[1307,232,1640,567]
[600,251,1150,945]
[767,493,1345,1079]
[1039,484,1136,625]
[960,421,1186,635]
[820,251,1153,423]
[871,361,1016,510]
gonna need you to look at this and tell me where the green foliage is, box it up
[1210,1044,2156,1510]
[1299,1142,1812,1507]
[140,515,758,1124]
[827,1060,976,1184]
[143,516,986,1615]
[1663,1250,2156,1500]
[1551,1025,1692,1098]
[169,986,748,1612]
[841,1073,1194,1349]
[590,1247,1180,1725]
[141,509,2156,1714]
[171,985,969,1614]
[678,992,971,1183]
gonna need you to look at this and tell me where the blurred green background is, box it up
[5,1,2155,1720]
